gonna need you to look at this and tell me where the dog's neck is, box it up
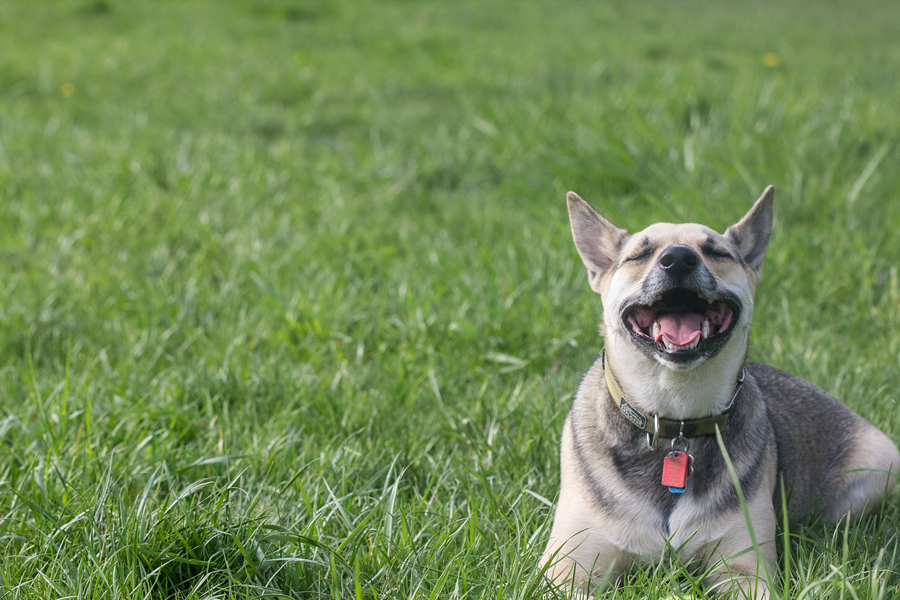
[603,329,748,420]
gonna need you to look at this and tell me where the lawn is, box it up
[0,0,898,597]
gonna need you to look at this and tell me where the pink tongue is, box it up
[655,312,704,346]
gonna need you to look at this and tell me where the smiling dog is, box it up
[541,187,899,598]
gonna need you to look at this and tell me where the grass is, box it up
[0,0,899,597]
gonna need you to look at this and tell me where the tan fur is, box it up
[826,424,900,519]
[700,442,777,600]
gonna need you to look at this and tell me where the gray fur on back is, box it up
[750,363,863,518]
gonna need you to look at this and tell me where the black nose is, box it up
[659,245,700,279]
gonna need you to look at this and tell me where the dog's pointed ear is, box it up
[725,185,774,270]
[567,191,629,294]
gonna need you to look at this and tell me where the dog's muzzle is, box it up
[623,287,741,363]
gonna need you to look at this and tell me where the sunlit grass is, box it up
[0,0,898,597]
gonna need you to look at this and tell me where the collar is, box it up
[602,351,745,441]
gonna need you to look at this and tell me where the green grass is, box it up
[0,0,899,597]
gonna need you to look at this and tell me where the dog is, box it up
[541,186,899,598]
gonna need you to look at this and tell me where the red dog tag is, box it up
[662,451,690,492]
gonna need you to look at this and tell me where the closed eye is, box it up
[701,244,733,260]
[625,247,654,262]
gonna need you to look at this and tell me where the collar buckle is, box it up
[646,414,660,451]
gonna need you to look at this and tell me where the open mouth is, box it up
[623,288,740,360]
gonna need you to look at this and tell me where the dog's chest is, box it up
[577,427,740,558]
[568,360,768,559]
[607,479,731,562]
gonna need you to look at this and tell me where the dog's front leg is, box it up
[541,531,626,596]
[541,489,626,593]
[542,419,627,594]
[700,495,776,600]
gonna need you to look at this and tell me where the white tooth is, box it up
[664,339,675,351]
[702,319,710,339]
[652,321,661,339]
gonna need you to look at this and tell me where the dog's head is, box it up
[568,187,774,372]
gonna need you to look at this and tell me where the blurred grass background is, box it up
[0,0,898,597]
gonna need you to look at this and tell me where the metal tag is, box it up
[662,451,693,493]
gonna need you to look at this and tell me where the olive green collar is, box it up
[602,351,745,445]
